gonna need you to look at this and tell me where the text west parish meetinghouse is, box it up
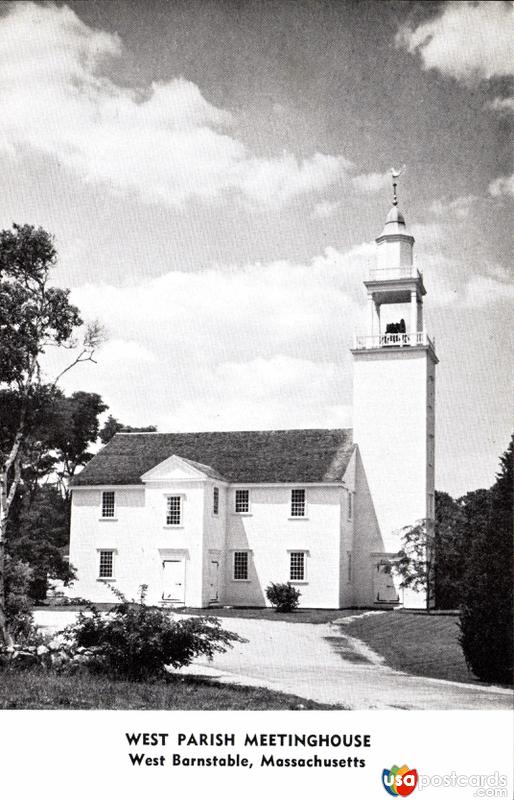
[69,177,438,611]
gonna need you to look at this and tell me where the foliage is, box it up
[0,224,81,385]
[433,491,467,609]
[7,485,75,601]
[50,391,108,494]
[62,598,245,680]
[459,438,513,684]
[99,414,157,444]
[392,519,435,609]
[4,555,34,639]
[265,582,301,612]
[0,223,104,644]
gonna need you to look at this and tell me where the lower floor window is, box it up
[98,550,114,579]
[289,551,305,581]
[233,551,249,580]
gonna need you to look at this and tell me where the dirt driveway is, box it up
[33,610,513,710]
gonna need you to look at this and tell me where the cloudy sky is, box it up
[1,0,512,496]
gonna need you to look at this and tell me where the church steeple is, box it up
[351,169,438,610]
[353,168,434,348]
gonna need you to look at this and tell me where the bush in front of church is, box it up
[61,600,245,681]
[266,582,301,612]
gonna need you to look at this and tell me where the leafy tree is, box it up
[99,414,156,444]
[434,490,467,609]
[4,555,34,640]
[392,519,435,610]
[51,391,108,498]
[7,485,75,601]
[0,223,103,644]
[459,438,513,684]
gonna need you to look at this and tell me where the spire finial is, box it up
[390,164,406,206]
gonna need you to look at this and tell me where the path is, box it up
[33,610,513,710]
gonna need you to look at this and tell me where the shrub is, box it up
[63,601,245,680]
[266,582,301,612]
[459,439,513,685]
[4,555,34,639]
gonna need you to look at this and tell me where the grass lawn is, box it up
[178,606,354,624]
[340,611,479,684]
[0,669,343,710]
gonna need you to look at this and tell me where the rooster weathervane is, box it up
[390,164,406,206]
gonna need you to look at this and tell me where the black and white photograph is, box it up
[0,0,512,796]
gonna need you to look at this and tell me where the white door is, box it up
[373,561,400,604]
[162,559,185,603]
[209,560,219,602]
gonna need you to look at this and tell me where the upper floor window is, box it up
[233,551,249,580]
[290,488,306,517]
[235,489,249,514]
[347,490,353,521]
[213,486,219,516]
[289,551,306,582]
[98,550,114,579]
[166,495,182,526]
[347,551,353,583]
[101,491,115,518]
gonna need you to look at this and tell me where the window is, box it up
[347,491,353,521]
[166,495,182,526]
[347,551,353,583]
[101,491,115,518]
[290,488,306,517]
[233,551,249,580]
[289,551,305,582]
[235,489,249,513]
[213,486,219,516]
[98,550,114,579]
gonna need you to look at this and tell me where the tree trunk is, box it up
[0,420,25,647]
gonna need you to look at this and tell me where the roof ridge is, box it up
[114,427,352,436]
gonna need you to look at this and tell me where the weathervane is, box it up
[390,164,406,206]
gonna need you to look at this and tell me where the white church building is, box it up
[69,188,438,610]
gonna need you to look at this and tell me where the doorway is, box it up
[209,559,220,603]
[373,561,400,604]
[162,558,185,603]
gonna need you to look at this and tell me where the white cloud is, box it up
[312,199,341,218]
[96,339,157,368]
[0,2,351,209]
[352,171,391,193]
[237,153,352,210]
[461,275,514,308]
[40,229,512,432]
[488,174,514,198]
[487,97,514,113]
[429,195,477,220]
[396,1,514,83]
[42,244,372,430]
[160,356,350,431]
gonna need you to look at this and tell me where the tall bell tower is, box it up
[351,170,438,609]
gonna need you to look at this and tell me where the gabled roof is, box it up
[140,454,228,483]
[72,428,354,486]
